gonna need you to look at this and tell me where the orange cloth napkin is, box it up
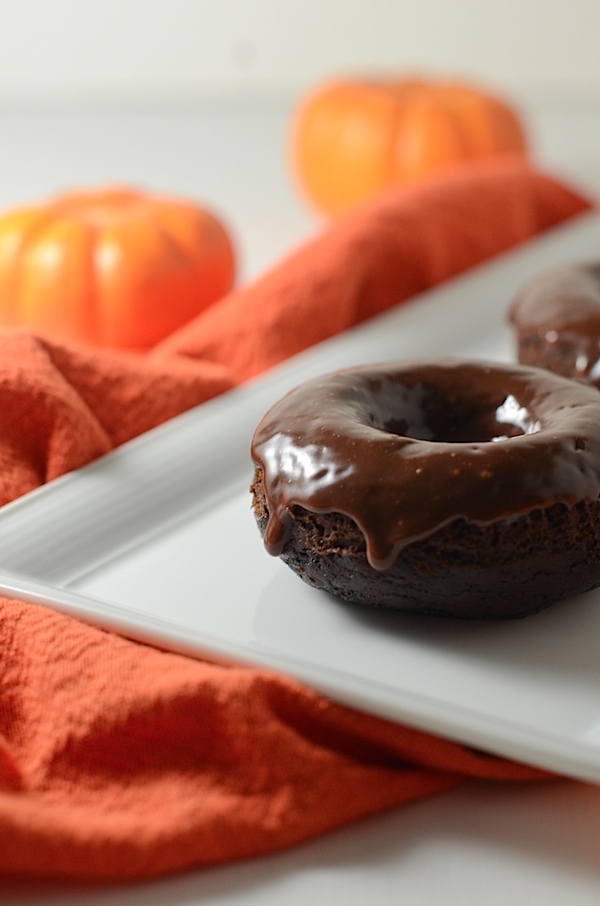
[0,160,592,881]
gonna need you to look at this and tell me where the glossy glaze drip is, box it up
[510,263,600,382]
[251,359,600,571]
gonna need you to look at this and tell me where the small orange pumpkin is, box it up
[291,76,528,215]
[0,187,236,349]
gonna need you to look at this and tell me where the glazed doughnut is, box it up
[510,262,600,387]
[250,358,600,619]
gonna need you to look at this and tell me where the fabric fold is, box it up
[0,598,550,881]
[153,160,593,382]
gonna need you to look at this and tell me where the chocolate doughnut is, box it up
[510,263,600,387]
[250,358,600,619]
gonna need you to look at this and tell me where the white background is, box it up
[0,0,598,105]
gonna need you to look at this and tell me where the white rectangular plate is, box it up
[1,211,600,784]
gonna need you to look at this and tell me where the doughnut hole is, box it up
[362,376,539,443]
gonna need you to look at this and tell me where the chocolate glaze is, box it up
[510,263,600,385]
[251,359,600,571]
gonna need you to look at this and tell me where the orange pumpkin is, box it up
[291,76,528,215]
[0,187,236,349]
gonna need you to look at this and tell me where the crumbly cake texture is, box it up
[251,467,600,619]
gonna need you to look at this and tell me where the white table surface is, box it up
[1,97,600,905]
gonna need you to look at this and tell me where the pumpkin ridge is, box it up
[443,86,484,160]
[6,209,64,331]
[437,86,472,163]
[86,219,104,347]
[145,205,189,266]
[385,80,426,187]
[140,204,195,334]
[384,83,410,189]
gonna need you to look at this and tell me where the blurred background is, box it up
[0,0,598,280]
